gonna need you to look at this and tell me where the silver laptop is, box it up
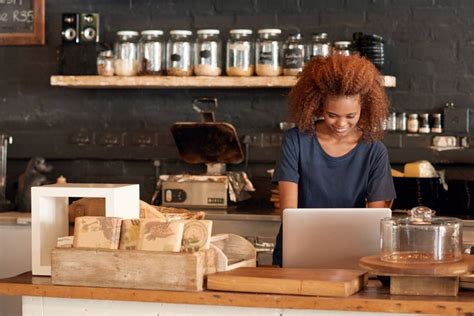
[283,208,391,269]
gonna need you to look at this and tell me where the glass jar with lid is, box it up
[166,30,193,76]
[226,29,254,77]
[97,50,114,76]
[139,30,165,75]
[381,206,462,264]
[307,32,331,61]
[332,41,352,56]
[256,28,282,76]
[396,112,407,131]
[282,33,305,76]
[114,31,140,76]
[431,113,443,133]
[407,113,419,133]
[386,112,397,131]
[194,29,222,76]
[418,113,430,134]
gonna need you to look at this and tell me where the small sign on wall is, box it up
[0,0,45,45]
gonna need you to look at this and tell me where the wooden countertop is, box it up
[0,212,31,225]
[1,272,474,315]
[5,208,474,226]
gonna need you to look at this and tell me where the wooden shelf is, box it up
[50,75,396,89]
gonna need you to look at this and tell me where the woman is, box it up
[272,54,396,266]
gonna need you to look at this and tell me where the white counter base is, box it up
[22,296,427,316]
[0,223,31,316]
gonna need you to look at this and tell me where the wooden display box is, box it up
[51,247,217,291]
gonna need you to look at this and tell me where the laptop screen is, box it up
[282,208,391,269]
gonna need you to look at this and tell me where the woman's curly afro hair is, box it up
[289,54,389,142]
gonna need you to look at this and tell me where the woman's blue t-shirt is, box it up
[272,127,397,266]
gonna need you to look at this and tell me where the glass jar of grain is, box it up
[282,33,305,76]
[139,30,165,75]
[226,29,254,76]
[114,31,140,76]
[194,29,222,76]
[256,28,282,76]
[166,30,193,76]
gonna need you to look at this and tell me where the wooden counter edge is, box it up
[1,273,474,315]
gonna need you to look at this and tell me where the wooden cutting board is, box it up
[207,267,368,297]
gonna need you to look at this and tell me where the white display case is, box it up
[31,183,139,276]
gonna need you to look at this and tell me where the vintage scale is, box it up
[161,98,245,209]
[359,206,474,296]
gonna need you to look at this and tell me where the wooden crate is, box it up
[51,247,216,291]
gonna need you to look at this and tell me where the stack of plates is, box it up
[352,32,385,70]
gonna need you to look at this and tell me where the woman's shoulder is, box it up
[358,139,388,157]
[284,127,300,136]
[283,127,306,142]
[370,140,387,151]
[284,126,315,138]
[284,127,317,146]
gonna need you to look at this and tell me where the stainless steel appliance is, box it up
[162,175,228,208]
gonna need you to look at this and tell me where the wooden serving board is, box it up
[359,255,473,296]
[359,255,469,276]
[461,254,474,272]
[207,267,367,297]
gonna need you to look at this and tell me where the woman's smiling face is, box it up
[322,95,361,137]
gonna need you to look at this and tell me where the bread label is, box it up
[182,220,213,252]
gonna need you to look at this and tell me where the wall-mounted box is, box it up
[403,134,432,148]
[444,107,470,134]
[383,133,402,148]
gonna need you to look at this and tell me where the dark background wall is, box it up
[1,0,474,206]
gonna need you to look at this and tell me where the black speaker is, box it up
[58,43,108,75]
[61,13,79,44]
[79,13,100,43]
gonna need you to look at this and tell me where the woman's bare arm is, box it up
[278,181,298,217]
[367,200,390,208]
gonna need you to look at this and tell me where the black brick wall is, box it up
[1,0,474,203]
